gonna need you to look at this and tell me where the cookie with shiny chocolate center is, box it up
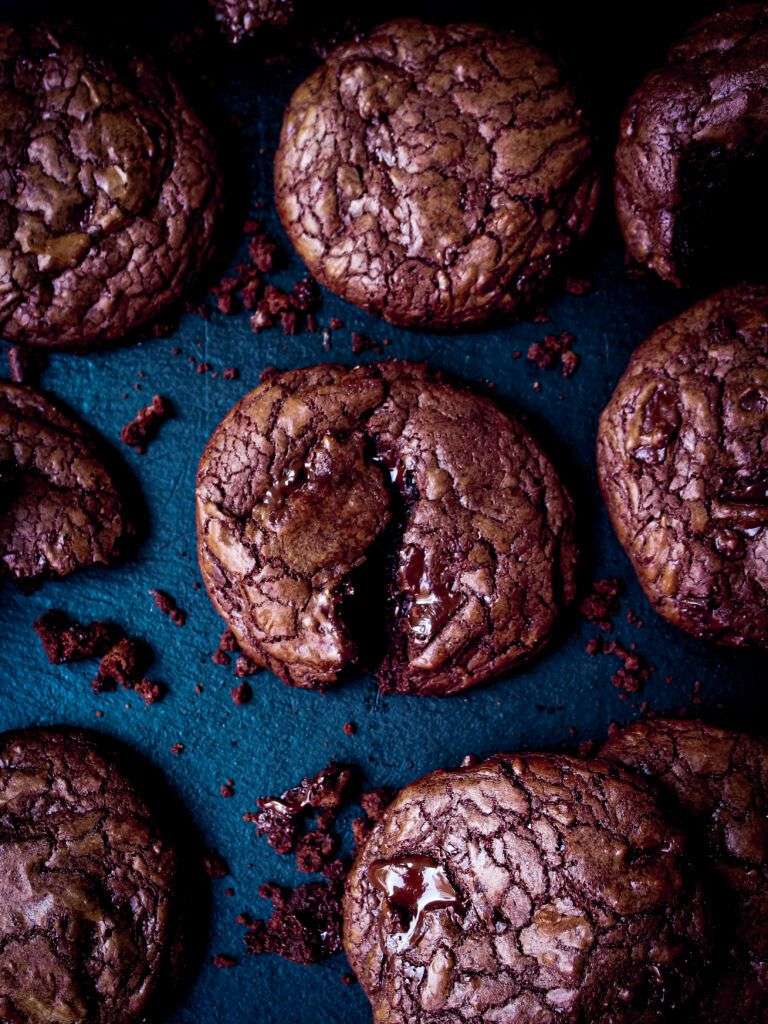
[343,753,710,1024]
[597,284,768,646]
[275,18,598,330]
[195,361,576,695]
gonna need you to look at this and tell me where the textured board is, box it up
[0,1,764,1022]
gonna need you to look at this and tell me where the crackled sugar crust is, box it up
[597,285,768,647]
[0,381,129,581]
[0,728,176,1024]
[615,3,768,284]
[602,718,768,1023]
[343,753,709,1024]
[196,362,576,695]
[210,0,296,44]
[275,19,599,330]
[0,24,221,349]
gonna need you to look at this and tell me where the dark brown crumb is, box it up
[134,679,166,705]
[149,589,186,626]
[235,654,262,677]
[341,973,356,986]
[579,578,623,631]
[34,610,118,664]
[588,637,654,694]
[120,395,173,453]
[342,721,356,736]
[243,880,343,964]
[203,850,230,879]
[94,637,149,692]
[249,763,355,858]
[212,954,238,969]
[231,682,253,705]
[212,628,239,665]
[221,779,235,798]
[222,367,239,380]
[351,787,394,849]
[295,826,337,874]
[170,742,185,756]
[527,331,577,377]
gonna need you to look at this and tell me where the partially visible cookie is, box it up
[615,4,768,285]
[343,753,710,1024]
[602,718,768,1023]
[196,361,576,694]
[0,727,178,1024]
[0,24,221,349]
[210,0,296,44]
[275,18,598,330]
[597,285,768,647]
[0,381,130,581]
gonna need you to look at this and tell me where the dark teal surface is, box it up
[0,2,765,1021]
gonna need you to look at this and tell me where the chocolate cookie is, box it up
[274,19,599,330]
[210,0,296,44]
[0,24,221,349]
[602,718,768,1023]
[343,753,709,1024]
[597,285,768,646]
[196,361,576,694]
[0,727,177,1024]
[616,4,768,285]
[0,381,130,581]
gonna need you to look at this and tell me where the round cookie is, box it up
[0,24,221,350]
[0,727,177,1024]
[274,19,599,330]
[597,285,768,647]
[196,361,576,694]
[210,0,296,44]
[602,718,768,1023]
[0,381,130,581]
[615,4,768,285]
[343,752,710,1024]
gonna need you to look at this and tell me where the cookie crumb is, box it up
[34,610,117,664]
[212,954,237,969]
[231,682,253,705]
[121,395,173,453]
[243,880,343,964]
[149,589,186,626]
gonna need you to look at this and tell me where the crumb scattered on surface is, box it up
[121,395,173,453]
[579,578,623,631]
[243,880,343,964]
[149,588,186,626]
[527,331,579,377]
[34,610,117,664]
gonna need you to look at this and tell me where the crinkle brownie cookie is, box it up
[602,718,768,1023]
[343,752,710,1024]
[275,18,598,330]
[196,362,577,694]
[616,4,768,285]
[0,381,130,581]
[0,24,221,349]
[0,727,178,1024]
[597,285,768,646]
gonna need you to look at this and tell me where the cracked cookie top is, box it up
[597,285,768,647]
[0,381,130,581]
[602,717,768,1022]
[0,24,221,349]
[274,18,598,330]
[210,0,296,44]
[343,753,709,1024]
[0,727,177,1024]
[615,3,768,285]
[195,361,576,695]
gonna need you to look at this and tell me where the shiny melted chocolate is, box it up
[369,855,459,951]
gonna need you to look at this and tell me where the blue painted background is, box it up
[0,2,764,1021]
